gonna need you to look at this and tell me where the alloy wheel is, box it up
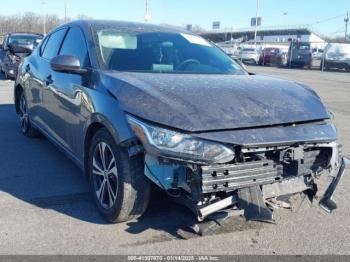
[92,142,119,209]
[19,94,29,133]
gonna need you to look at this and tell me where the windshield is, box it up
[292,43,310,50]
[95,29,246,75]
[326,44,350,55]
[8,35,42,46]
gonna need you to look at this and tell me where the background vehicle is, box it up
[321,43,350,72]
[259,47,283,65]
[312,48,324,60]
[287,41,312,68]
[15,20,346,224]
[238,48,260,64]
[0,33,43,79]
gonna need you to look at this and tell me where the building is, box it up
[201,26,326,49]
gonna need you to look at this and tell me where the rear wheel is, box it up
[18,91,39,137]
[88,128,151,223]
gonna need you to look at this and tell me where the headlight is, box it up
[127,115,235,164]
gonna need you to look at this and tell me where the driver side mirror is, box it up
[8,43,33,55]
[50,55,87,75]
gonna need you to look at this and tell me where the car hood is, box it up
[104,72,330,132]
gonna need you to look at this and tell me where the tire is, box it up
[321,61,328,71]
[18,91,39,137]
[88,128,151,223]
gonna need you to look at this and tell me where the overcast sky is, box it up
[1,0,349,37]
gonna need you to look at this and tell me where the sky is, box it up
[1,0,349,37]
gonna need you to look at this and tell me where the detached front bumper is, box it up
[319,157,350,213]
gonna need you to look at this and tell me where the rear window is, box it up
[8,35,42,46]
[242,48,255,52]
[293,43,310,50]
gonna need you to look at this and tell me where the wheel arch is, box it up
[83,113,134,177]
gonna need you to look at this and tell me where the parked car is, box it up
[287,41,312,68]
[258,47,283,65]
[238,48,260,64]
[0,32,43,79]
[321,43,350,72]
[312,48,324,60]
[15,20,348,223]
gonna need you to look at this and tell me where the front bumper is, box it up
[319,157,349,213]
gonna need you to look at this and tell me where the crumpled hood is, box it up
[104,72,330,132]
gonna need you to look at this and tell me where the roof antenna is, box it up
[145,0,151,22]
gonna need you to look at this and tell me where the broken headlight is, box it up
[127,115,235,164]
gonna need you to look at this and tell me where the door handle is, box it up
[45,75,53,86]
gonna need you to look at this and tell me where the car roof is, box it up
[59,19,191,34]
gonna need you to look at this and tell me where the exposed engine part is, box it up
[265,198,292,210]
[262,176,313,199]
[144,142,345,223]
[197,195,237,221]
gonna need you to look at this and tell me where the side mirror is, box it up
[50,55,87,75]
[8,43,33,55]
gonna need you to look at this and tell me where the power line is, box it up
[309,13,347,26]
[327,25,346,36]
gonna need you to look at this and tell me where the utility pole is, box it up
[145,0,151,22]
[42,1,47,35]
[254,0,260,48]
[64,0,67,22]
[345,10,349,41]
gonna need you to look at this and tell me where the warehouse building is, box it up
[201,26,326,49]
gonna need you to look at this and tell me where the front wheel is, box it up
[88,128,151,223]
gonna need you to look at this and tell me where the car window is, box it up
[8,35,42,46]
[326,44,350,55]
[59,27,90,67]
[42,29,67,60]
[40,36,49,56]
[243,48,255,52]
[94,29,246,75]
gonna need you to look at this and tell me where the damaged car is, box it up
[0,32,43,79]
[14,20,348,224]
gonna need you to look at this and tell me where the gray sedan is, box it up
[14,20,348,224]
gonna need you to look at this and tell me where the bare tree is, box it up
[0,13,67,38]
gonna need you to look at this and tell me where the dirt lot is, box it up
[0,67,349,255]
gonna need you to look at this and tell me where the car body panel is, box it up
[104,72,330,132]
[192,123,337,147]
